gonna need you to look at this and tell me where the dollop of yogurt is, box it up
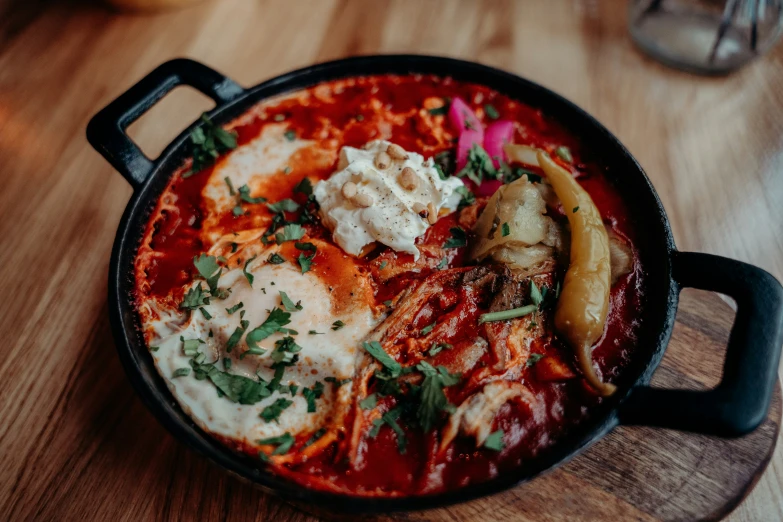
[314,140,464,259]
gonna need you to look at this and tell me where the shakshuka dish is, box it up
[136,75,642,496]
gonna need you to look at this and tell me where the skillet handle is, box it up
[86,58,244,190]
[617,251,783,437]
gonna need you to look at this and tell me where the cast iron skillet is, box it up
[87,55,783,513]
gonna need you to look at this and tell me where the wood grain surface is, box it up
[1,0,782,520]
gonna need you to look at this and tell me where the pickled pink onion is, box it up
[483,120,514,168]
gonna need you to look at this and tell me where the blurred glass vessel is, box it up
[629,0,783,74]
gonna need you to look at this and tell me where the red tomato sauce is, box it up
[135,75,643,496]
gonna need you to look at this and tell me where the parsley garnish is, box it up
[526,353,545,367]
[501,222,510,237]
[428,102,449,116]
[378,260,388,270]
[573,206,580,213]
[280,291,303,312]
[456,144,497,185]
[260,398,294,423]
[428,343,452,357]
[270,336,302,366]
[238,184,266,204]
[240,347,266,359]
[193,254,223,296]
[184,114,237,177]
[455,185,476,209]
[443,227,467,249]
[293,177,313,196]
[363,341,401,377]
[266,199,299,214]
[479,305,537,324]
[199,307,212,320]
[484,104,499,119]
[420,322,436,336]
[224,176,236,195]
[359,393,377,410]
[150,346,160,352]
[225,302,244,315]
[180,283,210,310]
[298,253,314,274]
[436,257,448,270]
[226,319,250,352]
[242,257,256,286]
[530,280,543,307]
[258,433,295,455]
[484,429,505,451]
[325,376,351,387]
[309,330,323,335]
[369,407,407,453]
[275,223,305,244]
[246,308,292,351]
[268,253,286,265]
[295,241,316,252]
[416,362,461,432]
[172,368,191,378]
[284,129,296,141]
[302,382,324,413]
[331,320,345,331]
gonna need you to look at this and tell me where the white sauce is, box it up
[314,140,463,259]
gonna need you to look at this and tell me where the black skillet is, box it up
[86,55,783,513]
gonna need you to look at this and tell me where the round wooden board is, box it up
[4,289,779,522]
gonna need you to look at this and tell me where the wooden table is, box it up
[2,0,782,520]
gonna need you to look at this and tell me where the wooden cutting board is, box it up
[5,288,777,522]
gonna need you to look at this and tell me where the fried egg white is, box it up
[144,252,380,446]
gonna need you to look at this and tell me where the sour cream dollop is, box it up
[314,140,464,259]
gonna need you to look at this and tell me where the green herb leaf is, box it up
[268,253,286,264]
[443,227,467,249]
[193,254,222,295]
[484,429,505,451]
[420,322,436,336]
[284,129,296,141]
[226,319,250,352]
[484,104,499,120]
[199,307,212,320]
[294,241,316,252]
[331,320,345,331]
[455,185,476,209]
[530,280,543,307]
[526,353,545,368]
[240,347,266,359]
[436,257,448,270]
[258,432,295,455]
[293,177,313,196]
[208,369,271,404]
[226,302,244,315]
[455,144,497,185]
[416,362,461,432]
[309,330,323,335]
[260,398,294,423]
[573,206,580,213]
[150,346,160,352]
[186,114,237,175]
[428,103,449,116]
[241,257,256,286]
[246,308,292,350]
[266,199,299,214]
[359,393,377,410]
[428,343,453,357]
[225,176,236,195]
[280,291,303,312]
[270,336,302,366]
[172,368,191,378]
[325,376,351,387]
[276,223,305,244]
[501,222,510,237]
[363,341,401,378]
[180,283,210,310]
[238,184,267,204]
[555,146,573,163]
[298,253,314,274]
[479,304,537,324]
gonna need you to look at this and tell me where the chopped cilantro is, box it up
[223,358,231,370]
[280,291,303,312]
[270,336,302,366]
[331,320,345,331]
[359,393,377,410]
[184,114,237,176]
[297,252,314,274]
[150,346,159,352]
[416,362,461,432]
[308,330,323,335]
[240,347,266,359]
[443,227,467,249]
[199,307,212,320]
[436,257,448,270]
[180,283,209,310]
[363,341,401,377]
[266,199,299,214]
[420,322,436,336]
[224,176,236,195]
[284,129,296,141]
[225,302,244,315]
[193,254,222,295]
[456,144,497,185]
[369,407,407,453]
[530,280,543,307]
[484,429,505,451]
[295,241,316,252]
[293,177,313,196]
[484,104,500,119]
[238,184,266,204]
[378,260,388,270]
[428,103,449,116]
[258,432,295,455]
[325,376,351,387]
[226,319,250,352]
[573,206,580,213]
[428,343,453,357]
[501,222,510,237]
[243,257,256,286]
[275,223,305,244]
[260,398,294,423]
[246,308,292,351]
[172,368,191,378]
[383,300,393,307]
[268,253,286,265]
[526,353,545,367]
[455,185,476,209]
[304,428,327,448]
